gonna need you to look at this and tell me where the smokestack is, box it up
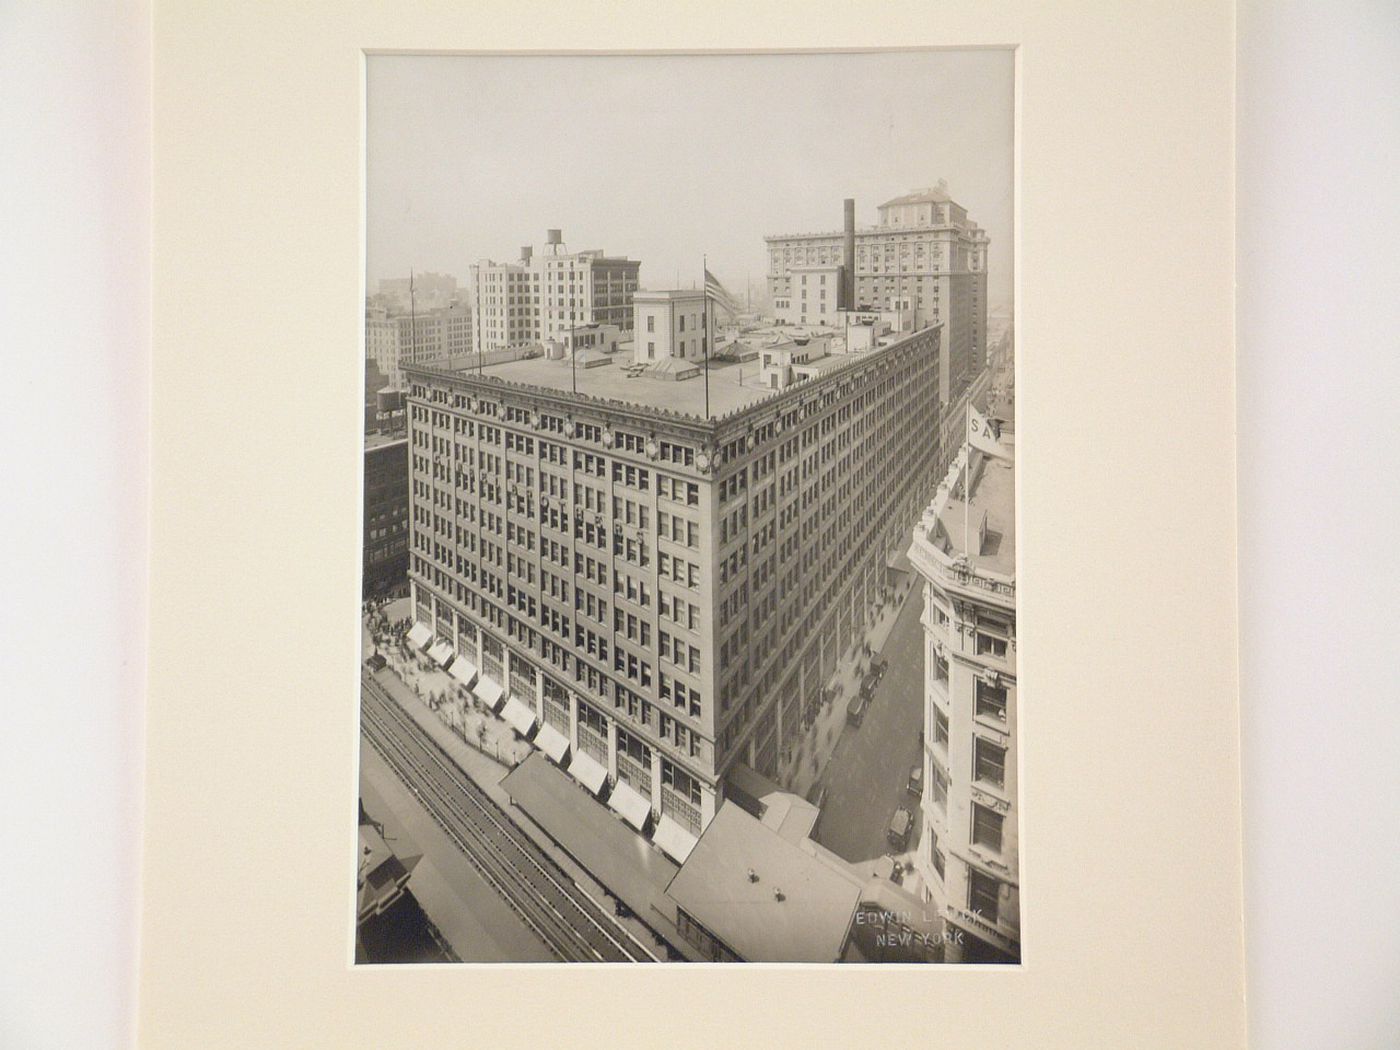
[842,198,856,309]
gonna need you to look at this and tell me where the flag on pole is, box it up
[968,405,1012,459]
[704,267,741,317]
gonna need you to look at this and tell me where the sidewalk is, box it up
[366,662,691,961]
[362,607,531,769]
[777,560,920,801]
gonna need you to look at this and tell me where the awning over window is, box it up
[473,676,504,710]
[426,641,454,666]
[534,722,570,764]
[501,696,537,738]
[448,658,478,686]
[565,751,608,796]
[405,622,432,649]
[652,814,700,865]
[607,780,652,833]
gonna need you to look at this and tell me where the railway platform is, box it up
[365,665,686,961]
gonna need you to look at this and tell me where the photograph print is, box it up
[357,49,1017,965]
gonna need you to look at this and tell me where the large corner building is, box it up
[402,317,943,855]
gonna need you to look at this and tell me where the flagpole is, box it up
[964,400,971,556]
[703,255,710,421]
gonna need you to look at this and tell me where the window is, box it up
[646,315,655,333]
[976,632,1008,658]
[971,804,1003,853]
[974,738,1006,788]
[934,706,949,749]
[930,760,948,808]
[929,830,946,879]
[976,679,1007,722]
[968,870,1000,924]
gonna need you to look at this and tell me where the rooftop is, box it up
[724,763,821,844]
[665,802,863,962]
[424,320,905,422]
[634,288,705,301]
[925,426,1016,576]
[364,429,408,452]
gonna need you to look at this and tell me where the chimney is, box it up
[842,198,856,309]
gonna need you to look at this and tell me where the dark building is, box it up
[363,431,410,597]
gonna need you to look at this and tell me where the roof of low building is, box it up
[928,427,1016,577]
[665,802,863,962]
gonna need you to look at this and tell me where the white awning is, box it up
[652,814,700,865]
[426,640,454,666]
[607,780,652,833]
[501,696,537,738]
[533,722,570,764]
[405,622,432,649]
[565,751,608,796]
[473,676,504,710]
[448,659,478,686]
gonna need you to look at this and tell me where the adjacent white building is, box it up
[907,424,1018,963]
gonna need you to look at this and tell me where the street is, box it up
[811,581,926,865]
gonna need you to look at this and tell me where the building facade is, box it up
[908,433,1019,963]
[765,182,988,403]
[363,433,410,597]
[771,264,843,328]
[471,231,640,356]
[401,322,943,850]
[366,302,473,391]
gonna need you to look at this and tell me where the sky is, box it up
[368,50,1014,312]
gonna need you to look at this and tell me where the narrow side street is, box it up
[810,583,927,867]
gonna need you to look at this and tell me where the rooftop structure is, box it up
[356,820,420,924]
[665,802,863,963]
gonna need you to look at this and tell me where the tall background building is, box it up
[471,231,640,355]
[366,300,473,391]
[908,426,1018,963]
[765,181,988,404]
